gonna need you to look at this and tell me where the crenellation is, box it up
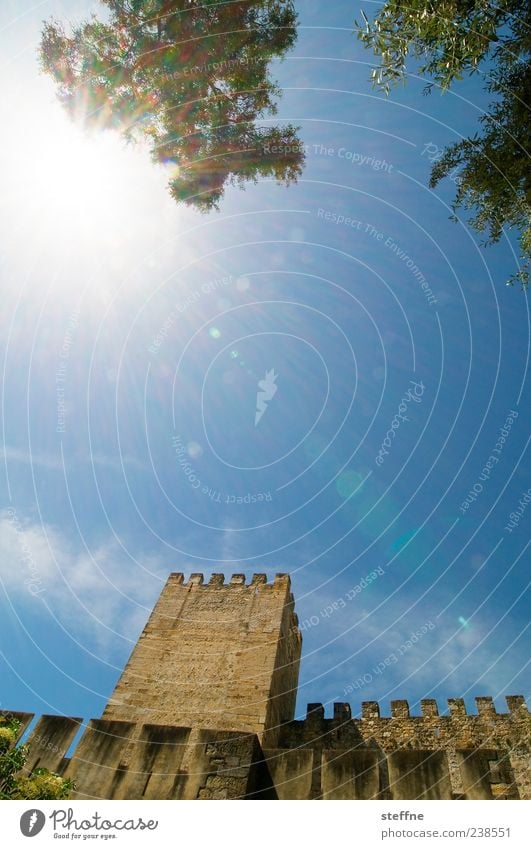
[476,696,496,715]
[333,703,351,722]
[306,703,325,721]
[506,695,527,714]
[274,572,290,587]
[168,572,184,584]
[420,699,439,717]
[158,572,298,591]
[230,573,246,585]
[208,573,225,586]
[448,698,467,716]
[362,701,380,719]
[188,573,204,585]
[391,700,410,719]
[251,573,267,585]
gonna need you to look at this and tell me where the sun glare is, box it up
[1,87,169,266]
[31,116,121,220]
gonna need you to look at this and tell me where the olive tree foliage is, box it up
[40,1,305,211]
[356,1,531,287]
[0,715,74,800]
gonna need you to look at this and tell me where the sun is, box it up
[32,116,122,220]
[3,95,131,241]
[1,82,171,268]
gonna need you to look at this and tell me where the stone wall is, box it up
[3,697,529,800]
[269,696,530,799]
[2,711,269,800]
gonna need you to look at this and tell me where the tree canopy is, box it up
[40,0,304,211]
[0,715,74,800]
[356,1,531,287]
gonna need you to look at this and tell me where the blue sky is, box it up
[0,1,529,730]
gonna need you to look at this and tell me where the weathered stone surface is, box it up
[457,749,519,800]
[321,749,380,799]
[387,750,453,800]
[262,749,314,799]
[277,696,531,798]
[24,715,82,774]
[102,573,301,748]
[64,719,138,800]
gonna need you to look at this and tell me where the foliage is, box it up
[40,0,305,211]
[356,1,531,286]
[0,715,74,800]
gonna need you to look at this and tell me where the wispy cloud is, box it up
[1,446,65,469]
[89,453,148,472]
[1,446,148,473]
[0,510,168,656]
[295,580,529,712]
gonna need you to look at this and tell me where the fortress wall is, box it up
[275,696,530,798]
[2,700,529,799]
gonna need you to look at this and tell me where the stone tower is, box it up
[102,572,302,747]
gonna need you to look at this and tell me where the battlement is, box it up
[165,572,299,621]
[169,572,292,590]
[157,572,298,625]
[296,696,531,741]
[302,696,529,721]
[273,695,530,798]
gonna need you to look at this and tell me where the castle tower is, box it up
[103,572,302,747]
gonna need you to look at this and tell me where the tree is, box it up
[0,715,74,800]
[39,0,304,212]
[356,1,531,287]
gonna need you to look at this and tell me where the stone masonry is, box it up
[102,572,301,747]
[4,572,530,799]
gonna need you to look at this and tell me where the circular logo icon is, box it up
[20,809,46,837]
